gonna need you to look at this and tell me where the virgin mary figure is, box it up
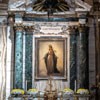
[44,45,60,75]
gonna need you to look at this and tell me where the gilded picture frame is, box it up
[35,37,67,80]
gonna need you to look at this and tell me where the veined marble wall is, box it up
[0,24,7,100]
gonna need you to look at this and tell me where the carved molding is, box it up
[14,22,89,35]
[13,22,81,35]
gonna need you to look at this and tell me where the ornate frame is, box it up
[34,36,68,80]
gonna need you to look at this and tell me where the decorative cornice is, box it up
[24,12,77,18]
[8,10,89,18]
[13,21,90,34]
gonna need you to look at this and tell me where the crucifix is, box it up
[45,76,57,100]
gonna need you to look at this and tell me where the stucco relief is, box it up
[34,22,69,34]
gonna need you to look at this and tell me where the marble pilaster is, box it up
[77,25,89,89]
[14,26,23,89]
[25,31,33,90]
[0,23,7,100]
[69,27,77,90]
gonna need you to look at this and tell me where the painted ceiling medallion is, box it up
[33,0,69,13]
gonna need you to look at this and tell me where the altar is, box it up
[8,77,90,100]
[1,0,93,100]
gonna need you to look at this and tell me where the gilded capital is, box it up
[78,24,87,33]
[14,23,24,31]
[24,26,34,32]
[67,26,78,35]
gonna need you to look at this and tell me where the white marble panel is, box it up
[6,26,12,100]
[0,27,2,57]
[6,62,13,71]
[6,27,12,62]
[0,27,2,89]
[0,25,7,100]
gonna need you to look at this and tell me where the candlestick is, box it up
[61,80,63,90]
[74,80,77,92]
[26,80,27,91]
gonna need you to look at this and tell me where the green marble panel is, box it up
[14,31,23,89]
[70,33,77,90]
[25,33,33,90]
[78,26,89,89]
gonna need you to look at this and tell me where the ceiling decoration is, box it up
[8,0,91,17]
[32,0,69,15]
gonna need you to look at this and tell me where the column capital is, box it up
[24,26,34,32]
[14,23,34,32]
[78,24,88,33]
[67,26,78,35]
[14,24,24,31]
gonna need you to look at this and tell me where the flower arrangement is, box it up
[63,88,74,94]
[11,89,25,95]
[76,88,89,94]
[27,88,38,95]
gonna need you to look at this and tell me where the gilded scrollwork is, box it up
[14,23,34,32]
[67,26,78,35]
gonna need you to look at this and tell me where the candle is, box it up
[26,80,27,91]
[74,80,76,92]
[61,80,63,89]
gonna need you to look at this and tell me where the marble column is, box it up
[69,27,77,90]
[77,25,89,89]
[14,26,23,89]
[25,31,33,90]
